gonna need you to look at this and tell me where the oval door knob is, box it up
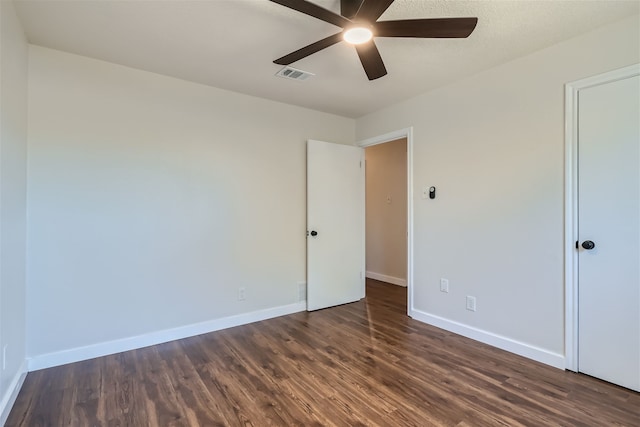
[310,230,318,237]
[581,240,595,250]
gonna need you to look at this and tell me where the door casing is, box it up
[358,127,414,316]
[564,63,640,371]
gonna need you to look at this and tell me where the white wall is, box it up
[17,5,640,378]
[26,46,355,365]
[0,0,29,422]
[365,138,407,285]
[356,15,640,366]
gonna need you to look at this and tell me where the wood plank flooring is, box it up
[7,280,639,426]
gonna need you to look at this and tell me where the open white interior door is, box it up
[307,140,365,311]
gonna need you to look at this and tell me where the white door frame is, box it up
[564,63,640,371]
[358,127,414,315]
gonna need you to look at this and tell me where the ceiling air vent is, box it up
[276,66,314,81]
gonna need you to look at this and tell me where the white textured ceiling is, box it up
[14,0,640,118]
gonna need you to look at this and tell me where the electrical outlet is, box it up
[466,296,477,312]
[238,287,246,301]
[440,278,449,293]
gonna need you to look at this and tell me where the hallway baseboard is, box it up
[366,271,406,287]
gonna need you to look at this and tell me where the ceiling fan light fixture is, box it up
[343,27,373,45]
[269,0,478,80]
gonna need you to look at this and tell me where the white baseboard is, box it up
[366,271,407,287]
[409,308,565,369]
[0,359,28,426]
[28,301,307,372]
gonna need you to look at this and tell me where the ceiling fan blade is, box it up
[375,18,478,38]
[341,0,363,19]
[355,0,394,23]
[274,32,344,65]
[269,0,351,28]
[355,40,387,80]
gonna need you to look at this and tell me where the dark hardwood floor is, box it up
[7,279,639,426]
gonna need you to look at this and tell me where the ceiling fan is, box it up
[270,0,478,80]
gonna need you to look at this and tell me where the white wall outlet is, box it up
[2,345,7,370]
[466,296,477,312]
[238,287,246,301]
[440,278,449,293]
[297,281,307,302]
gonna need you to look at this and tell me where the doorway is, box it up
[359,128,413,314]
[565,64,639,391]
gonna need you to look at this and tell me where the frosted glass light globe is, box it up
[343,27,373,44]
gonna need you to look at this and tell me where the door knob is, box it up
[581,240,595,250]
[310,230,318,237]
